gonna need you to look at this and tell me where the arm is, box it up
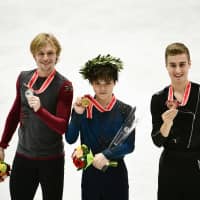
[65,97,87,144]
[93,130,135,170]
[65,110,82,144]
[102,105,136,160]
[151,94,168,147]
[35,81,73,135]
[0,75,21,149]
[0,147,5,161]
[150,94,179,147]
[160,109,178,137]
[102,129,135,160]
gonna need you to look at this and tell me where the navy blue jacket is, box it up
[65,100,135,160]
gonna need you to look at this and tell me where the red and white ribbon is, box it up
[167,81,191,107]
[84,94,116,119]
[26,69,56,94]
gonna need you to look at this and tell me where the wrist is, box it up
[160,122,173,137]
[0,147,4,151]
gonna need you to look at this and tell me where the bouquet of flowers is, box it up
[72,144,117,171]
[0,161,11,181]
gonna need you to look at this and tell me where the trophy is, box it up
[102,106,138,171]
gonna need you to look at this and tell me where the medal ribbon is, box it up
[84,94,116,119]
[168,81,191,106]
[26,69,56,94]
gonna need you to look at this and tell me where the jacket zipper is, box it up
[187,87,200,148]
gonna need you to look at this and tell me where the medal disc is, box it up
[81,98,90,107]
[25,89,34,98]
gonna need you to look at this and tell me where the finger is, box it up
[0,177,4,182]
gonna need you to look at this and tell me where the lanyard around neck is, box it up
[26,69,56,94]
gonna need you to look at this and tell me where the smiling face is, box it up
[166,53,191,85]
[33,43,57,76]
[30,33,61,77]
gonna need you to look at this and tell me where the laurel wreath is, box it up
[79,54,123,79]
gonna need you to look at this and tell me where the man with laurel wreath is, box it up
[65,55,135,200]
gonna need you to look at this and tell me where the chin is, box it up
[43,66,54,71]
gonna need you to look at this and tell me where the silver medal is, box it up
[25,89,34,98]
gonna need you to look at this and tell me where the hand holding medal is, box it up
[166,100,179,109]
[27,95,41,112]
[25,87,41,112]
[24,69,56,112]
[81,97,90,107]
[73,97,90,115]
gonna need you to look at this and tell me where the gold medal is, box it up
[81,97,90,107]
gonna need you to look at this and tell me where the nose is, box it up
[175,66,181,73]
[43,54,49,60]
[99,85,107,91]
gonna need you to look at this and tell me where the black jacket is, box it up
[151,82,200,152]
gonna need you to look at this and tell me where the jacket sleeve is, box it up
[102,129,135,160]
[150,94,168,147]
[0,74,21,148]
[102,106,136,160]
[35,80,73,135]
[65,110,81,144]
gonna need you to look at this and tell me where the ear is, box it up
[55,56,59,64]
[188,60,191,68]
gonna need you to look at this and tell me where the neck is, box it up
[172,80,189,93]
[95,95,112,108]
[37,68,54,77]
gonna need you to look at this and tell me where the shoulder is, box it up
[152,85,169,97]
[151,86,169,102]
[150,86,169,113]
[190,82,200,101]
[116,99,132,109]
[19,69,35,78]
[18,69,35,85]
[55,71,68,81]
[55,71,73,90]
[115,99,135,116]
[55,71,73,93]
[191,81,200,89]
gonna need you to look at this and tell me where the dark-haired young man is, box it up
[65,55,135,200]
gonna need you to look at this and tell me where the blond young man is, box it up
[0,33,73,200]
